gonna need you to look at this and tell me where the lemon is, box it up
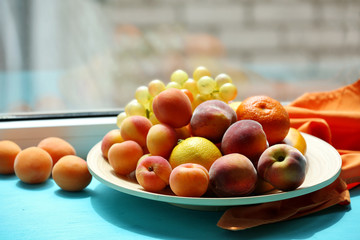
[169,137,222,170]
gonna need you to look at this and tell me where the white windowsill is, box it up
[0,116,118,158]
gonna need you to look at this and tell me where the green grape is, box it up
[125,99,146,116]
[215,73,232,89]
[116,112,127,128]
[193,93,211,109]
[197,76,216,95]
[193,66,211,81]
[219,83,237,102]
[166,81,182,89]
[135,86,151,106]
[148,79,165,97]
[183,78,199,96]
[170,69,188,86]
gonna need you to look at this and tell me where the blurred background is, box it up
[1,0,359,115]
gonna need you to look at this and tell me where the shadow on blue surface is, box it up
[16,179,54,190]
[91,184,350,239]
[55,188,94,199]
[0,174,18,180]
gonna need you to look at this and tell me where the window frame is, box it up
[0,111,120,158]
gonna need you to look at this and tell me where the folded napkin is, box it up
[218,79,360,230]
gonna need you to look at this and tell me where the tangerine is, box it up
[236,95,290,145]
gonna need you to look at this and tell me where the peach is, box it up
[146,124,177,159]
[221,120,268,165]
[37,137,76,165]
[169,163,209,197]
[135,156,172,192]
[108,140,144,175]
[257,144,307,191]
[14,147,53,184]
[209,153,257,197]
[190,100,237,143]
[0,140,21,174]
[120,115,152,147]
[101,129,124,160]
[52,155,92,192]
[152,88,192,128]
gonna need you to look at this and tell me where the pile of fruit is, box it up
[101,66,308,198]
[0,137,92,192]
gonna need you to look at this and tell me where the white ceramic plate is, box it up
[87,133,341,209]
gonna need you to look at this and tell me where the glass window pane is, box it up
[1,0,359,116]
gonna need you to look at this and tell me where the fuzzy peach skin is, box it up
[0,140,21,174]
[120,115,152,148]
[14,147,53,184]
[52,155,92,192]
[209,153,257,197]
[38,137,76,165]
[190,100,237,143]
[169,163,209,197]
[221,120,268,165]
[152,88,192,128]
[146,124,178,159]
[108,140,144,175]
[101,129,124,160]
[257,144,307,191]
[135,156,172,192]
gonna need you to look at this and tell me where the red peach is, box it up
[209,153,257,197]
[169,163,209,197]
[108,140,144,175]
[120,115,152,147]
[14,147,53,184]
[101,129,124,160]
[221,120,268,165]
[152,88,192,128]
[257,144,307,191]
[146,124,178,159]
[0,140,21,174]
[135,156,172,192]
[190,100,237,143]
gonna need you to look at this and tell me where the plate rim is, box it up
[87,133,342,207]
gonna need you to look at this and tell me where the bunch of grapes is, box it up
[117,66,238,128]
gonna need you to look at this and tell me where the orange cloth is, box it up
[218,79,360,230]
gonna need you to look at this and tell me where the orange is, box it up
[169,137,222,171]
[236,95,290,145]
[282,127,307,155]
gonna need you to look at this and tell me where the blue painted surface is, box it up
[1,174,359,240]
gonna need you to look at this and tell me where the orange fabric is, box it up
[218,79,360,230]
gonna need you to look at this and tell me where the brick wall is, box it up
[59,0,360,108]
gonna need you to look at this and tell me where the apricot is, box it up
[101,129,124,160]
[169,163,209,197]
[14,147,53,184]
[190,100,237,143]
[209,153,257,197]
[152,88,192,128]
[52,155,92,192]
[108,140,143,175]
[37,137,76,165]
[174,125,192,140]
[0,140,21,174]
[146,124,177,159]
[120,115,152,147]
